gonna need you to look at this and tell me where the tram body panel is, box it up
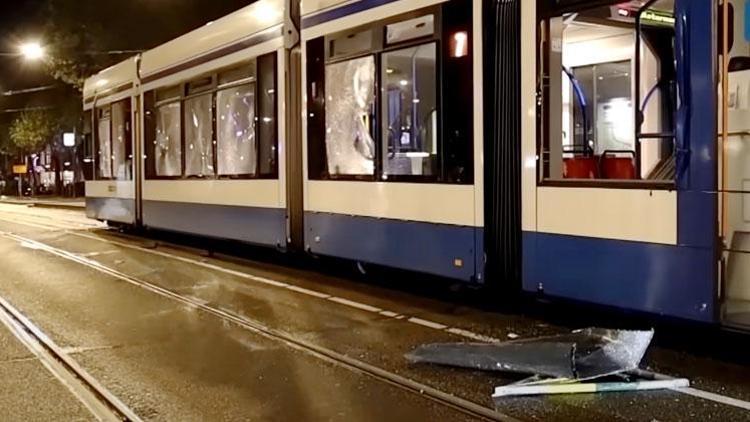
[134,1,288,248]
[521,0,719,323]
[84,58,139,225]
[300,0,484,281]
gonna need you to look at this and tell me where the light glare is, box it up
[20,42,45,60]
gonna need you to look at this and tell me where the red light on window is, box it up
[451,31,469,58]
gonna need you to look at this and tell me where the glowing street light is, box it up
[19,41,45,61]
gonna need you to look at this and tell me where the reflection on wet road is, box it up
[0,203,748,421]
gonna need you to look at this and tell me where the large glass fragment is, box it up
[155,102,182,177]
[406,328,654,380]
[217,85,256,176]
[185,94,215,177]
[324,56,376,176]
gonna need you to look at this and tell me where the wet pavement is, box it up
[0,203,748,421]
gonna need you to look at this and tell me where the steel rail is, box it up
[0,290,142,422]
[1,231,515,422]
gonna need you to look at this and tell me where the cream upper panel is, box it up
[537,187,677,245]
[302,0,352,16]
[83,57,137,100]
[140,0,284,78]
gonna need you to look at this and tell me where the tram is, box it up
[83,0,750,329]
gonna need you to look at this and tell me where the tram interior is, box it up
[547,1,675,181]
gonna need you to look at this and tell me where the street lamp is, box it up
[19,41,45,61]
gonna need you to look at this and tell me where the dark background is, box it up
[0,0,255,109]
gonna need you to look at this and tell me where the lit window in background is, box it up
[451,31,468,58]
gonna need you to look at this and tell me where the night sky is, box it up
[0,0,256,112]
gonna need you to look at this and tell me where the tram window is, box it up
[156,85,182,102]
[381,43,438,178]
[257,52,278,177]
[324,55,377,176]
[154,101,182,177]
[307,1,473,183]
[386,15,435,45]
[187,76,215,95]
[217,84,257,177]
[539,3,676,183]
[96,107,112,179]
[111,100,132,180]
[219,61,256,86]
[184,93,215,177]
[329,30,376,60]
[82,110,94,181]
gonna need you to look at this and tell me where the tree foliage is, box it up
[43,2,113,91]
[9,111,60,156]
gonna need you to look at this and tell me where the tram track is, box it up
[0,230,514,422]
[0,290,141,422]
[3,208,750,415]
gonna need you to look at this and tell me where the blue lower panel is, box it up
[523,232,716,323]
[143,201,286,248]
[306,212,482,282]
[86,197,135,225]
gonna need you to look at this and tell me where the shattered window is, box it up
[324,56,376,176]
[217,84,256,176]
[111,101,131,180]
[382,43,438,178]
[184,94,215,177]
[97,108,112,179]
[155,102,182,177]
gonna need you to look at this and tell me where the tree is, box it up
[9,110,59,156]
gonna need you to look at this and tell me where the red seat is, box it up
[601,155,636,180]
[564,156,598,179]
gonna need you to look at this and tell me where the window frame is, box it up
[379,40,442,183]
[306,3,475,185]
[144,53,279,181]
[94,99,133,181]
[535,2,676,190]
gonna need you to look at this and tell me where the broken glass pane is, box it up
[406,328,654,380]
[217,84,256,176]
[97,111,112,179]
[325,56,376,176]
[155,102,182,177]
[111,101,130,180]
[185,94,215,177]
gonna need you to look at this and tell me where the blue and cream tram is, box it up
[83,0,750,330]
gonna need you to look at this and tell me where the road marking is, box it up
[676,387,750,411]
[328,297,382,313]
[6,214,750,413]
[1,232,510,422]
[0,295,142,422]
[408,317,448,330]
[79,250,120,258]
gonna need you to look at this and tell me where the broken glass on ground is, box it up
[405,328,654,380]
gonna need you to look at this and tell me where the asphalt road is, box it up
[0,203,748,421]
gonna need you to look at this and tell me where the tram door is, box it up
[721,0,750,328]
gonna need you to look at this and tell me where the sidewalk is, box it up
[0,196,85,211]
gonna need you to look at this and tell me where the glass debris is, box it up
[406,328,654,380]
